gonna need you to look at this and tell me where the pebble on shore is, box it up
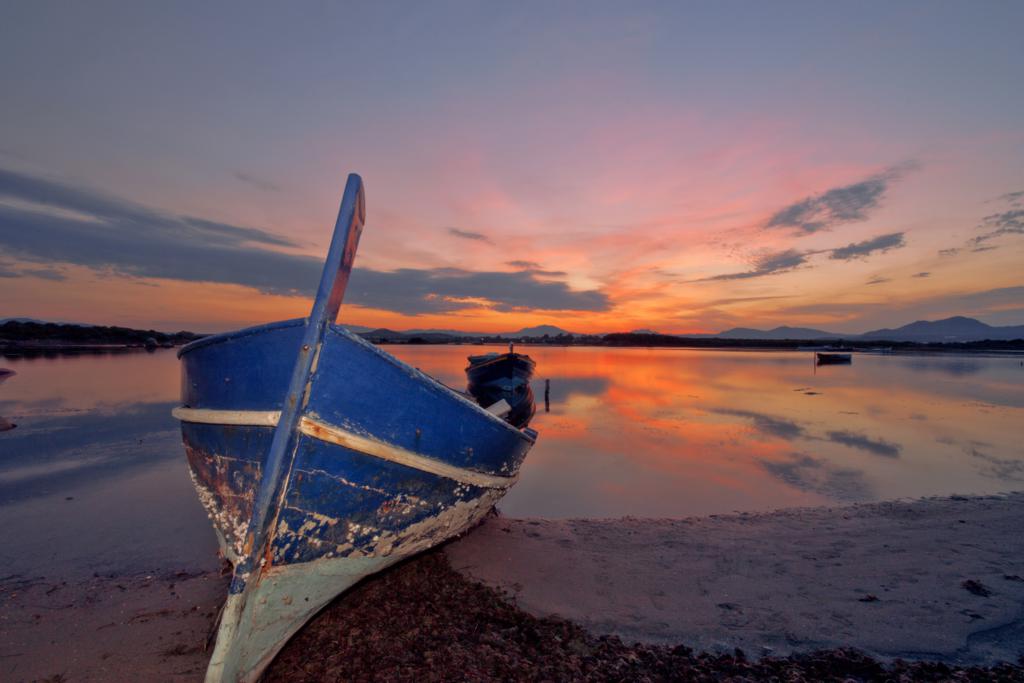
[267,550,1024,682]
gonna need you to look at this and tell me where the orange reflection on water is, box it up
[1,349,181,415]
[1,345,1022,520]
[389,345,1024,518]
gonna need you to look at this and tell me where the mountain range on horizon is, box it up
[701,316,1024,342]
[4,315,1024,343]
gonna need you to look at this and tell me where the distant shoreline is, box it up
[4,340,1024,359]
[0,320,202,357]
[3,320,1023,357]
[378,337,1024,353]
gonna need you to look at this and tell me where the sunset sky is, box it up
[1,2,1022,334]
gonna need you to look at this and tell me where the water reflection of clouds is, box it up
[1,401,176,453]
[6,346,1016,522]
[546,376,610,400]
[711,409,903,460]
[712,408,806,440]
[682,352,811,368]
[0,401,180,504]
[824,430,902,458]
[347,347,1024,511]
[967,447,1024,483]
[761,452,873,502]
[906,358,984,377]
[705,408,889,501]
[0,351,181,411]
[857,358,1024,409]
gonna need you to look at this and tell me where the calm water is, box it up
[1,345,1022,578]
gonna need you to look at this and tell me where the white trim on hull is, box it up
[172,407,518,490]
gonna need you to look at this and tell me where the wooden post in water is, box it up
[544,378,550,412]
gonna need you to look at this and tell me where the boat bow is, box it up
[172,174,536,682]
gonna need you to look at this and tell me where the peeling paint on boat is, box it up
[172,175,537,683]
[175,408,521,489]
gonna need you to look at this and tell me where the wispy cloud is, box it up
[0,167,299,248]
[448,228,493,243]
[0,258,67,281]
[699,249,808,281]
[697,230,906,283]
[829,232,906,260]
[501,259,567,277]
[233,170,281,192]
[348,267,609,315]
[912,271,930,278]
[0,167,315,295]
[943,192,1024,254]
[703,294,794,306]
[971,208,1024,246]
[21,266,67,281]
[865,276,891,285]
[507,260,541,269]
[997,190,1023,206]
[0,167,608,316]
[766,164,913,234]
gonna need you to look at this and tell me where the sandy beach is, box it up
[3,493,1023,681]
[448,493,1024,664]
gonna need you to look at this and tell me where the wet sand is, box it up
[448,493,1024,664]
[3,493,1023,681]
[0,569,227,682]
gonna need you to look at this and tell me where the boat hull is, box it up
[816,352,852,364]
[175,320,535,681]
[203,490,505,683]
[465,351,537,428]
[466,378,536,429]
[465,353,536,386]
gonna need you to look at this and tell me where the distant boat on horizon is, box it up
[816,352,853,365]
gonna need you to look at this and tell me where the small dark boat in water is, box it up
[816,352,852,365]
[466,345,535,386]
[466,345,536,428]
[171,175,538,682]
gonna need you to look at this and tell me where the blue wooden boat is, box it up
[172,175,537,682]
[465,344,537,428]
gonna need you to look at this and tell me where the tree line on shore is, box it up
[4,321,1022,354]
